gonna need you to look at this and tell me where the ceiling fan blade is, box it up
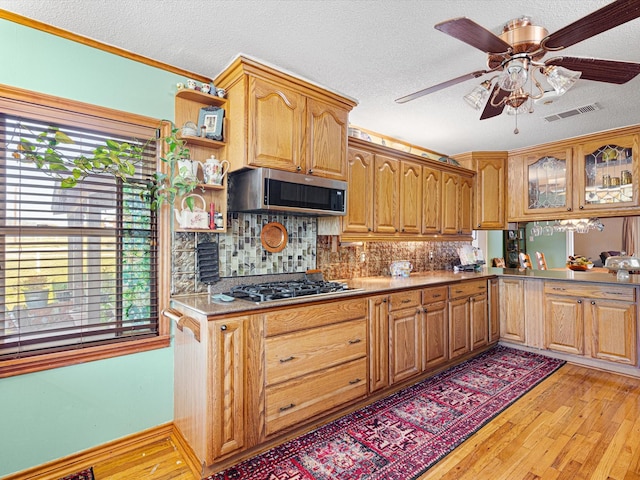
[542,0,640,50]
[480,84,508,120]
[546,56,640,84]
[395,70,491,104]
[435,17,511,54]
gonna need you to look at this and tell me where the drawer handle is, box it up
[433,294,442,298]
[279,356,295,363]
[478,286,486,290]
[348,339,362,344]
[279,403,296,412]
[349,378,362,385]
[552,287,566,291]
[454,290,463,294]
[401,299,412,304]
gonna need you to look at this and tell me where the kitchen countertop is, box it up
[170,267,640,317]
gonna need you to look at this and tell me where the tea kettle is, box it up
[203,155,230,186]
[174,194,209,229]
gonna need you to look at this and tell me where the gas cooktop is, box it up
[226,279,352,303]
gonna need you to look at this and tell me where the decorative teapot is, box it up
[203,155,230,186]
[177,159,201,181]
[174,194,209,229]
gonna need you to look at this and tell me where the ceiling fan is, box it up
[396,0,640,122]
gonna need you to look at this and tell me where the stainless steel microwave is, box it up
[228,168,347,216]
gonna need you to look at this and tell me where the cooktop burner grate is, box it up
[227,280,350,302]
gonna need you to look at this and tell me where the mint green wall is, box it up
[486,230,504,264]
[524,222,567,268]
[0,19,190,476]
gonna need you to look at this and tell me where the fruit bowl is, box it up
[568,264,592,271]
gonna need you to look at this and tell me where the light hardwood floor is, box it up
[91,363,640,479]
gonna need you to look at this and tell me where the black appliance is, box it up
[504,226,527,268]
[228,168,347,216]
[226,279,352,303]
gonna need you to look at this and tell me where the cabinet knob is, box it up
[577,300,582,304]
[567,207,572,211]
[477,224,481,228]
[308,169,314,174]
[579,205,584,210]
[591,301,596,305]
[296,166,302,171]
[220,325,227,331]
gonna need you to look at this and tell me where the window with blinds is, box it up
[0,104,159,360]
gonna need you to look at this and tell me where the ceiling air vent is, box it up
[543,103,603,122]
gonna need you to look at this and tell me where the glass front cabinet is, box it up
[519,129,640,219]
[575,133,639,213]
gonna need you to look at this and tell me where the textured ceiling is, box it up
[2,0,640,156]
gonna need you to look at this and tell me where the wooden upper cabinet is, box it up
[459,175,474,235]
[455,152,507,230]
[523,147,573,217]
[441,172,460,235]
[214,56,356,179]
[343,147,374,234]
[306,97,349,179]
[248,77,305,172]
[373,154,399,234]
[422,166,441,234]
[399,160,422,234]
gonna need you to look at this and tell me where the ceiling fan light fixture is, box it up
[463,80,492,110]
[498,57,529,91]
[544,65,582,96]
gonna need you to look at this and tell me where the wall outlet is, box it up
[359,252,366,263]
[429,251,434,261]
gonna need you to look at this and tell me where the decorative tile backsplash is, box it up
[316,237,470,280]
[171,213,316,295]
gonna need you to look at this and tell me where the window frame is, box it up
[0,84,172,378]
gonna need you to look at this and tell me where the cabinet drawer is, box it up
[265,298,366,336]
[388,290,421,311]
[449,280,488,299]
[422,286,448,304]
[265,358,367,435]
[266,318,367,385]
[544,281,635,302]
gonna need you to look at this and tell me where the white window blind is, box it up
[0,107,159,359]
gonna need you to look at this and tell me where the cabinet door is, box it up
[389,306,421,384]
[373,154,399,233]
[523,148,573,216]
[368,295,389,392]
[248,77,305,172]
[448,297,470,359]
[441,172,460,234]
[306,97,349,180]
[545,295,584,355]
[210,317,245,459]
[489,278,501,343]
[422,301,448,370]
[343,147,374,233]
[499,278,526,343]
[475,156,506,229]
[576,132,639,212]
[470,294,488,350]
[399,160,422,234]
[459,175,474,235]
[588,299,637,365]
[422,166,442,234]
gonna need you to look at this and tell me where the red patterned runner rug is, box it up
[58,467,94,480]
[207,346,565,480]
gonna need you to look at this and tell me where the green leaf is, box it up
[54,131,74,144]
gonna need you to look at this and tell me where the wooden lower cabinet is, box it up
[263,299,368,436]
[499,277,526,344]
[448,280,489,359]
[543,281,637,365]
[368,294,389,392]
[422,286,449,370]
[388,290,422,384]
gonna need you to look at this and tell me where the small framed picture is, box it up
[198,106,224,141]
